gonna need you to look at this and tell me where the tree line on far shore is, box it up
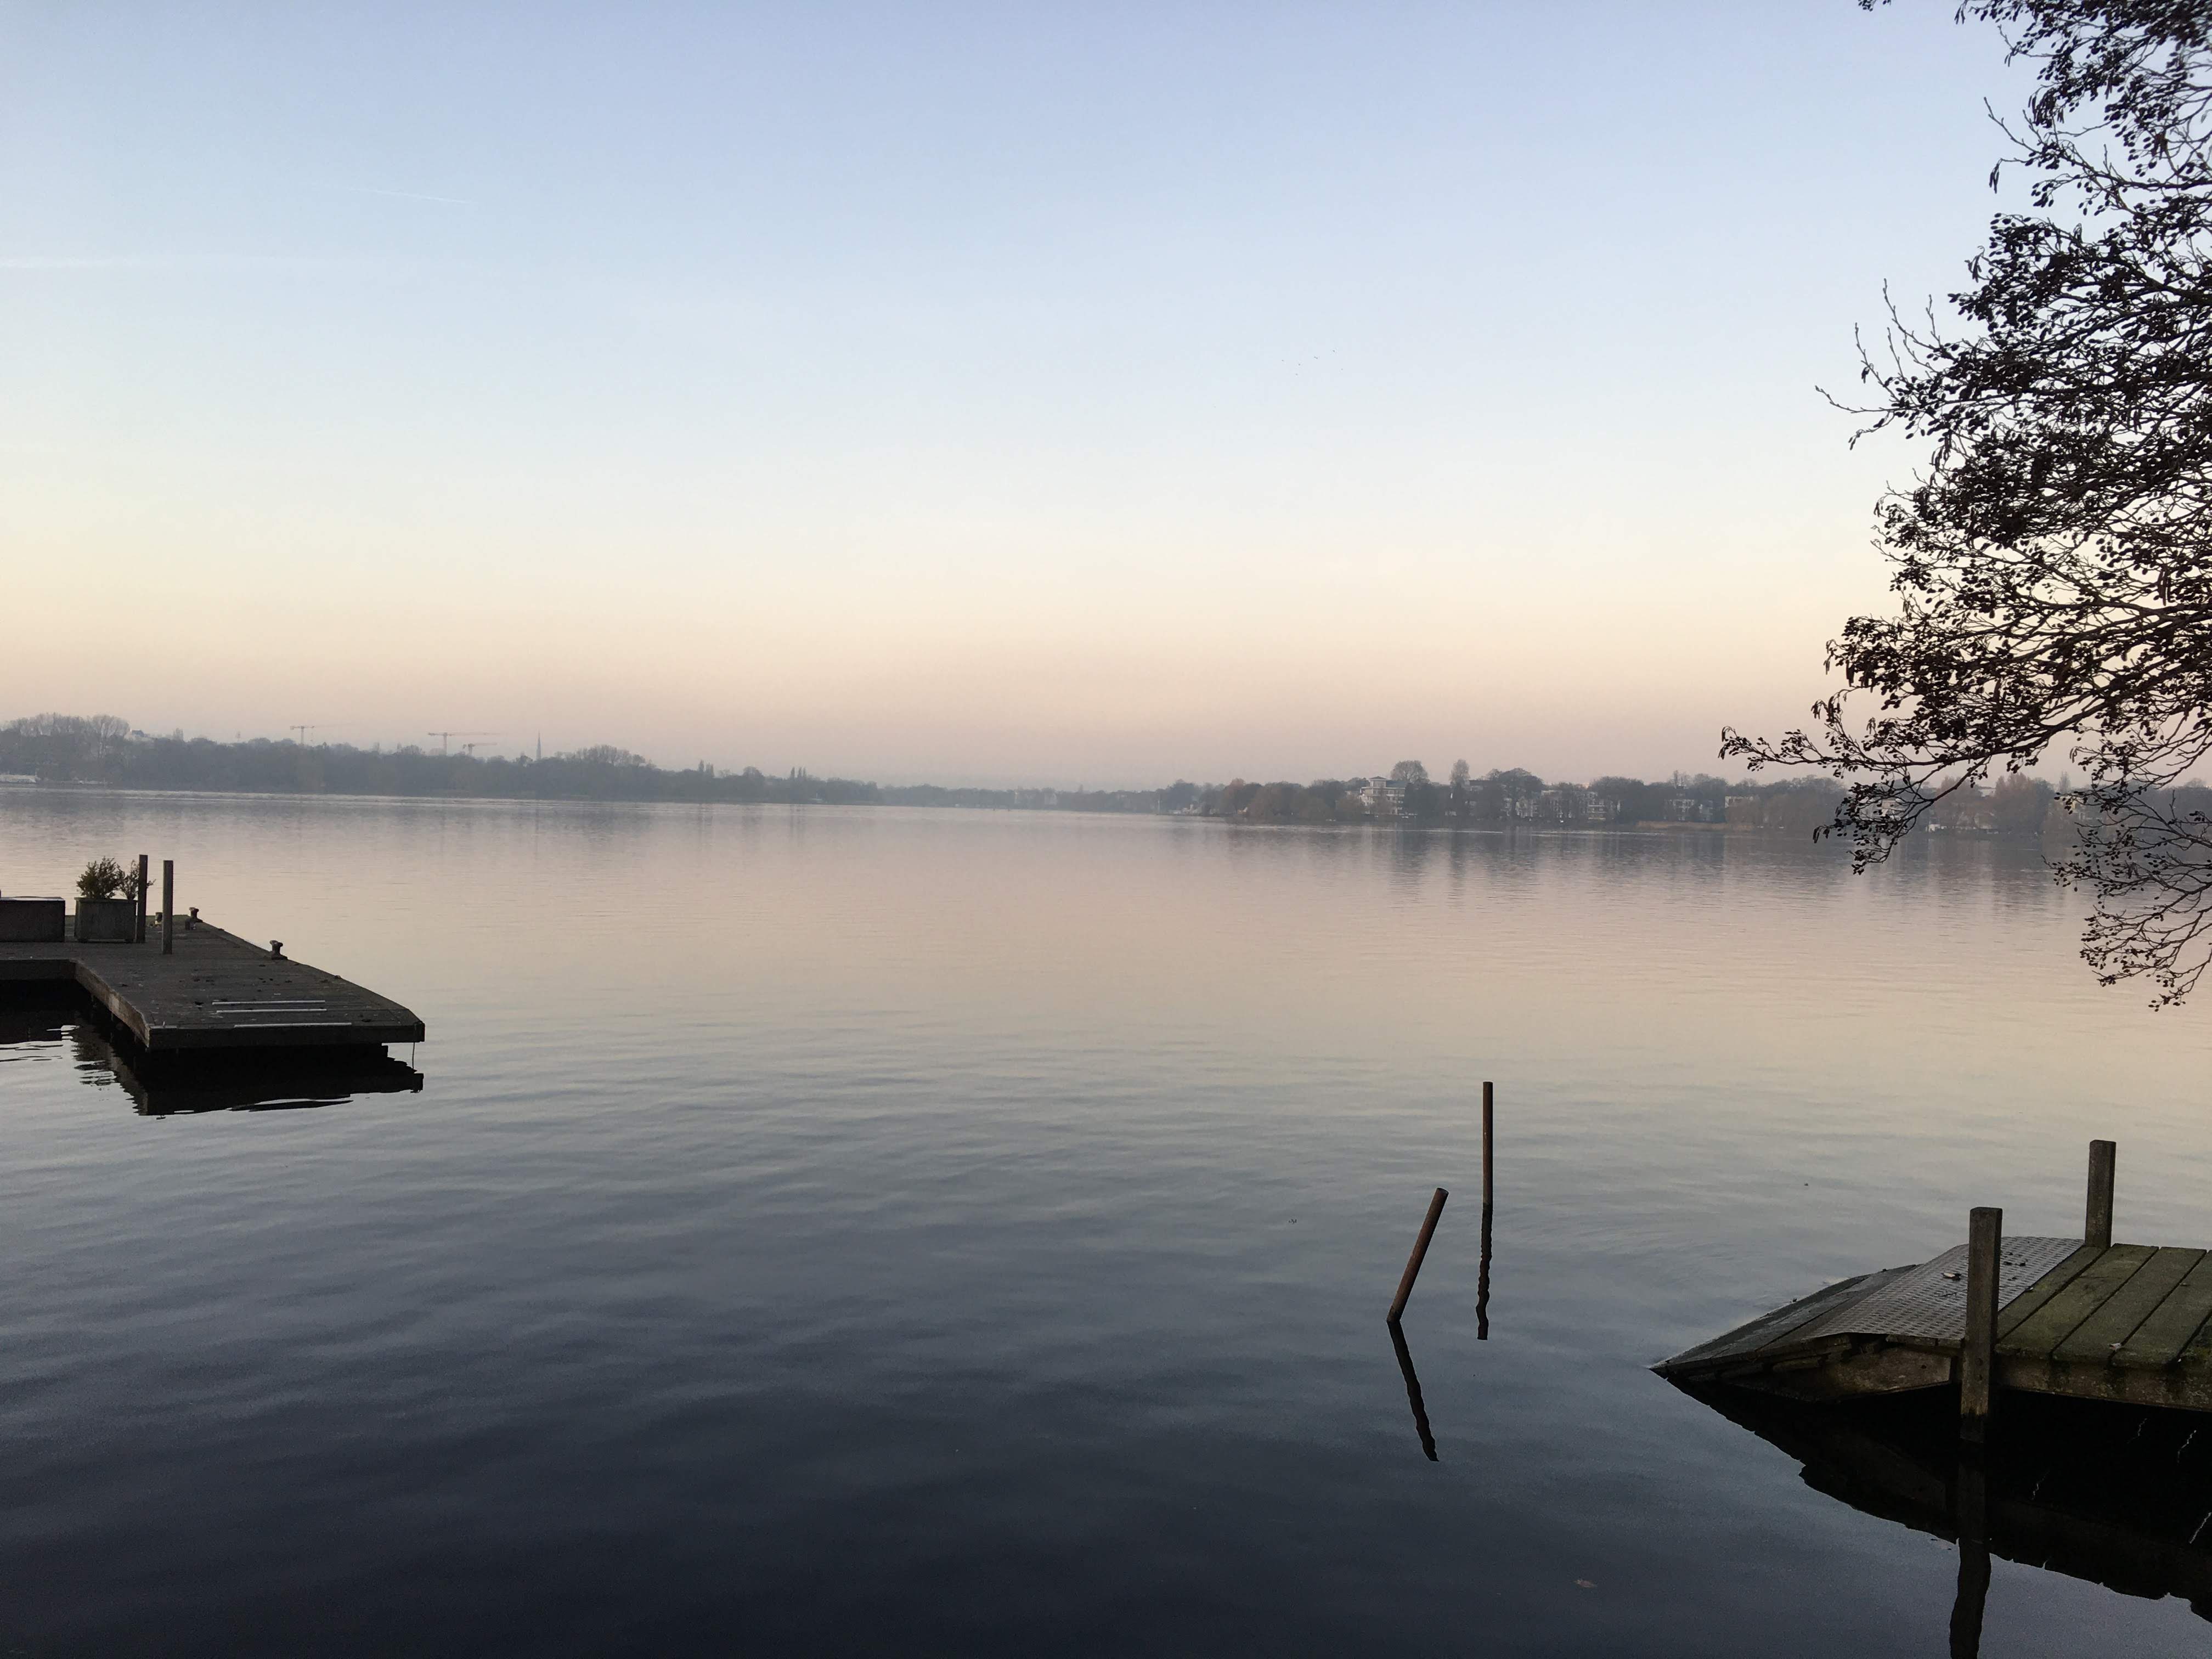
[1,713,2162,838]
[0,715,881,805]
[1198,760,2115,838]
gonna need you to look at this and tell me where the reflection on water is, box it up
[1387,1318,1439,1460]
[1477,1200,1493,1341]
[89,1031,425,1117]
[1388,1200,1494,1461]
[1677,1383,2212,1640]
[0,991,421,1116]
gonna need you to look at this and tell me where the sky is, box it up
[3,3,2038,786]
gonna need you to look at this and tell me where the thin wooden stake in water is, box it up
[1482,1081,1494,1208]
[2086,1139,2116,1250]
[1387,1187,1449,1325]
[160,860,174,956]
[134,854,149,943]
[1960,1206,2002,1442]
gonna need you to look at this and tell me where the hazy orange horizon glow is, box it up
[4,4,2029,787]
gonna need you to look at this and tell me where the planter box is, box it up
[74,896,137,943]
[0,896,65,942]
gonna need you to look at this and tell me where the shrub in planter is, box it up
[75,857,139,943]
[77,857,132,899]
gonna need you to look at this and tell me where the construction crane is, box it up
[459,738,503,757]
[427,730,498,755]
[289,724,322,745]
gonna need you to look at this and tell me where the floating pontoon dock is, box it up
[1657,1142,2212,1415]
[0,912,424,1056]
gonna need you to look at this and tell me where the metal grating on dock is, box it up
[1798,1236,2084,1345]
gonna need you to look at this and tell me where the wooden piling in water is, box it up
[1482,1080,1494,1208]
[1960,1206,2002,1441]
[1388,1187,1449,1325]
[2086,1139,2115,1250]
[160,861,174,956]
[134,854,149,943]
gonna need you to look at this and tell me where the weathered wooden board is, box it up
[2001,1246,2157,1359]
[2112,1251,2212,1370]
[1995,1243,2103,1341]
[2051,1248,2204,1365]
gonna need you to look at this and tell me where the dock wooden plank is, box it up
[1995,1243,2103,1342]
[2113,1251,2212,1370]
[1999,1245,2157,1361]
[2052,1247,2204,1365]
[2176,1301,2212,1375]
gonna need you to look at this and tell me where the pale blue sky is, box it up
[5,3,2028,784]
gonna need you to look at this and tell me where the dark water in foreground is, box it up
[4,789,2211,1656]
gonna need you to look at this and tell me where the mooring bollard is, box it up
[270,940,284,960]
[2086,1139,2116,1249]
[188,906,199,930]
[160,860,174,956]
[134,854,149,943]
[1387,1187,1450,1325]
[1960,1206,2002,1442]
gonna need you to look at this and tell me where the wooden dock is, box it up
[0,913,424,1056]
[1657,1144,2212,1415]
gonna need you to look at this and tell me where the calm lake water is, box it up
[4,788,2211,1656]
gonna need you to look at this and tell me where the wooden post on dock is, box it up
[160,861,174,956]
[1482,1081,1494,1208]
[134,854,149,943]
[2086,1139,2115,1249]
[1960,1206,2002,1442]
[1388,1188,1449,1325]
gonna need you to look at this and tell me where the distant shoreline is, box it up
[0,777,1955,843]
[2,717,2070,837]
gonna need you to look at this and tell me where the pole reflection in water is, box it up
[1477,1200,1493,1341]
[1385,1199,1496,1459]
[1950,1453,1989,1659]
[1387,1318,1438,1461]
